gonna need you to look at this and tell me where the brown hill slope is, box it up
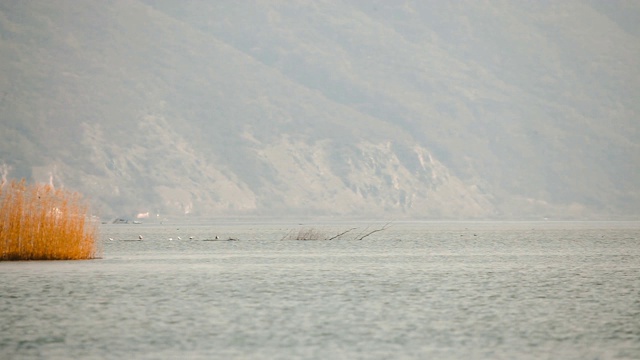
[0,1,638,219]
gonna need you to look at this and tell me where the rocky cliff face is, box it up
[0,1,638,219]
[68,114,495,218]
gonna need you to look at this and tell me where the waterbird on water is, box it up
[138,235,143,240]
[109,238,114,241]
[177,237,182,240]
[215,236,219,240]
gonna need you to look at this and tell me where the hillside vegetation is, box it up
[0,1,638,219]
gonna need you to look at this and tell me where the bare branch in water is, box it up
[282,222,392,241]
[355,222,392,240]
[326,227,357,241]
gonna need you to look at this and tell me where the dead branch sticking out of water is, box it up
[355,222,392,240]
[282,223,390,241]
[326,227,357,241]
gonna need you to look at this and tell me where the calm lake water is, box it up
[1,221,639,359]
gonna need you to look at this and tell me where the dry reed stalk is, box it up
[0,180,98,261]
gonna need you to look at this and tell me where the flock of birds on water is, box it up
[107,234,238,241]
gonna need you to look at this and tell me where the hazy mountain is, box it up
[0,0,638,220]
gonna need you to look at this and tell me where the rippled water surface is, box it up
[1,221,639,359]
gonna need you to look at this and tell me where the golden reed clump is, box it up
[0,179,98,260]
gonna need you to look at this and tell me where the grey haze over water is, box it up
[0,1,638,220]
[1,222,639,359]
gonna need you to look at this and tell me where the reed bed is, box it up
[0,179,98,260]
[285,227,328,241]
